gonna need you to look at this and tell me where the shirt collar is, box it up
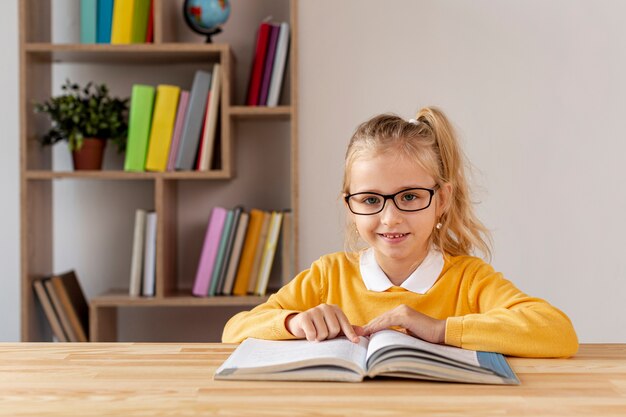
[359,247,445,294]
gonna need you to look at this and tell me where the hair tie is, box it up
[408,118,419,125]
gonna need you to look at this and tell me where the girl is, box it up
[222,107,578,358]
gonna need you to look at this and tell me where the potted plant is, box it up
[34,80,129,170]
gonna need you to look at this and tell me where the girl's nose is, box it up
[379,200,403,225]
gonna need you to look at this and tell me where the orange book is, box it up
[232,209,265,296]
[247,211,271,294]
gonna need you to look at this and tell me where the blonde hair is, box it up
[342,107,492,260]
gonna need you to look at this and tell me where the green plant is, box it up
[34,80,129,152]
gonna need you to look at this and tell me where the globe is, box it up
[183,0,231,43]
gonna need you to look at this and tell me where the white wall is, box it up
[1,0,624,342]
[299,0,626,342]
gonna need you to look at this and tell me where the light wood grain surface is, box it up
[0,344,625,417]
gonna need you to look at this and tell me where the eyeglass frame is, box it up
[344,184,440,215]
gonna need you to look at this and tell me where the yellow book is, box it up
[110,0,134,44]
[145,85,181,172]
[232,209,265,296]
[255,211,284,296]
[247,211,271,294]
[111,0,150,44]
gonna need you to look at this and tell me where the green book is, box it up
[124,85,155,172]
[209,209,235,296]
[131,0,151,43]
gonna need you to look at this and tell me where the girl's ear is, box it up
[436,183,453,217]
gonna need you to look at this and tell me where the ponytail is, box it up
[416,107,492,259]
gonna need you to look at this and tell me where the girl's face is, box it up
[347,151,448,275]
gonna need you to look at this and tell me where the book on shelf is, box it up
[215,329,520,385]
[255,211,284,296]
[145,0,154,43]
[142,211,157,297]
[129,209,147,297]
[197,63,221,171]
[96,0,114,44]
[232,209,265,296]
[247,211,272,294]
[192,207,228,297]
[246,22,272,106]
[80,0,97,44]
[33,278,68,342]
[111,0,151,44]
[166,90,190,171]
[208,208,234,296]
[176,70,212,170]
[221,211,249,295]
[44,271,90,343]
[124,84,156,172]
[145,84,181,172]
[267,22,290,107]
[214,206,243,295]
[259,24,280,106]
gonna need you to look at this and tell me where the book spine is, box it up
[124,84,156,172]
[44,279,78,342]
[247,211,271,294]
[215,206,243,294]
[208,209,234,296]
[142,212,157,297]
[80,0,97,44]
[96,0,114,43]
[166,90,190,171]
[111,0,135,44]
[50,273,89,342]
[145,85,181,172]
[145,0,154,43]
[131,0,151,43]
[232,209,264,295]
[255,211,283,296]
[267,22,290,107]
[222,212,249,295]
[192,207,228,296]
[175,70,212,170]
[259,24,280,106]
[33,279,69,342]
[246,22,272,106]
[129,209,147,297]
[198,64,221,171]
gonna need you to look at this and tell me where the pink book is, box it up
[192,207,228,296]
[166,90,190,171]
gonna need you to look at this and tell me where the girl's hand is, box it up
[285,304,360,343]
[356,305,446,344]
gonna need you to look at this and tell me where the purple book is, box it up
[166,90,190,171]
[259,24,280,106]
[192,207,228,296]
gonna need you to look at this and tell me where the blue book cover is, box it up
[80,0,97,44]
[96,0,115,43]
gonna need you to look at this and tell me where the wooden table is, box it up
[0,343,625,416]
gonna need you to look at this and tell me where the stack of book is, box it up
[124,66,222,172]
[128,210,157,297]
[32,271,89,342]
[246,20,291,107]
[81,0,154,44]
[192,207,294,297]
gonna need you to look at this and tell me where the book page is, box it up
[366,330,480,367]
[217,336,369,376]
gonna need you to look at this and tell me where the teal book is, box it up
[80,0,97,44]
[209,209,235,296]
[96,0,114,43]
[124,85,156,172]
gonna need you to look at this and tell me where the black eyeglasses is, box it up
[344,185,440,215]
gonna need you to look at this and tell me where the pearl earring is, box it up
[436,222,442,230]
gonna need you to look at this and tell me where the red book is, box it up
[145,0,154,43]
[246,22,272,106]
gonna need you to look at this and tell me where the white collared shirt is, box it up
[359,247,445,294]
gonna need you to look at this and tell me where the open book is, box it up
[215,329,519,384]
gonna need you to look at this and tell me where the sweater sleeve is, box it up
[221,258,327,343]
[444,262,579,358]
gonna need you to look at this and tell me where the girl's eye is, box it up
[401,193,419,202]
[363,196,380,205]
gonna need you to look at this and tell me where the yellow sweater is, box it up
[222,252,578,357]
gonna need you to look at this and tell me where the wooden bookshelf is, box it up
[19,0,299,342]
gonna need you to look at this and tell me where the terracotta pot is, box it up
[72,138,106,170]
